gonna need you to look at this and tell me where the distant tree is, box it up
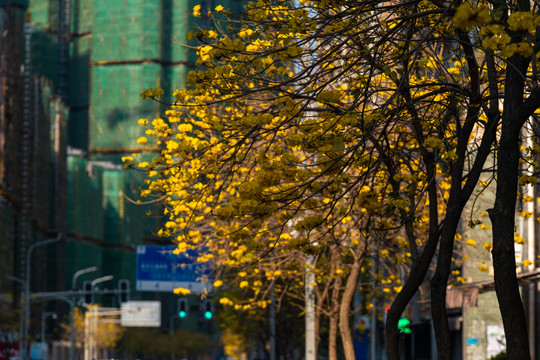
[60,307,123,357]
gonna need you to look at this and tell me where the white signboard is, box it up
[486,324,506,359]
[120,301,161,327]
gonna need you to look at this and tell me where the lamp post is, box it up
[23,234,62,360]
[90,275,113,288]
[71,266,98,290]
[305,255,316,360]
[90,275,113,304]
[40,311,56,344]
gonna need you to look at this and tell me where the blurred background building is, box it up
[0,0,241,359]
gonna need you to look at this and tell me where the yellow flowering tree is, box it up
[130,1,540,359]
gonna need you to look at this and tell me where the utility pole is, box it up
[23,235,61,360]
[305,255,316,360]
[72,267,98,290]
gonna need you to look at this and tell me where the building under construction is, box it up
[0,0,241,359]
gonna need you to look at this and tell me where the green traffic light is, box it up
[204,311,213,319]
[179,310,187,318]
[397,318,411,334]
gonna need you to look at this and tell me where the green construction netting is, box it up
[66,156,105,239]
[64,241,103,286]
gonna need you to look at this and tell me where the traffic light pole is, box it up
[31,289,127,299]
[23,235,61,360]
[71,267,97,290]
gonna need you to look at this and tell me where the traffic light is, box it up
[202,299,213,320]
[83,281,92,304]
[118,279,130,303]
[397,317,411,334]
[177,298,188,319]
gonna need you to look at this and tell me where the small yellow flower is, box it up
[172,89,183,102]
[522,259,533,267]
[478,264,488,272]
[219,297,233,306]
[213,280,223,287]
[165,221,176,228]
[137,137,148,144]
[193,4,201,17]
[173,287,191,296]
[239,281,249,288]
[140,88,164,99]
[215,5,224,12]
[138,118,148,125]
[466,238,477,247]
[453,3,491,30]
[515,236,526,244]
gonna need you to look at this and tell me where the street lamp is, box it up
[90,275,113,304]
[40,311,56,343]
[90,275,113,288]
[71,266,98,290]
[23,234,62,360]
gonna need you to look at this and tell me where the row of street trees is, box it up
[129,0,540,359]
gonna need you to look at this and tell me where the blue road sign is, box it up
[136,245,211,293]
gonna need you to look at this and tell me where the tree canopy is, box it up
[129,1,540,359]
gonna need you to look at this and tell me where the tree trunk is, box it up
[489,51,531,359]
[386,232,439,360]
[489,133,530,359]
[339,252,364,360]
[430,210,462,360]
[328,275,341,360]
